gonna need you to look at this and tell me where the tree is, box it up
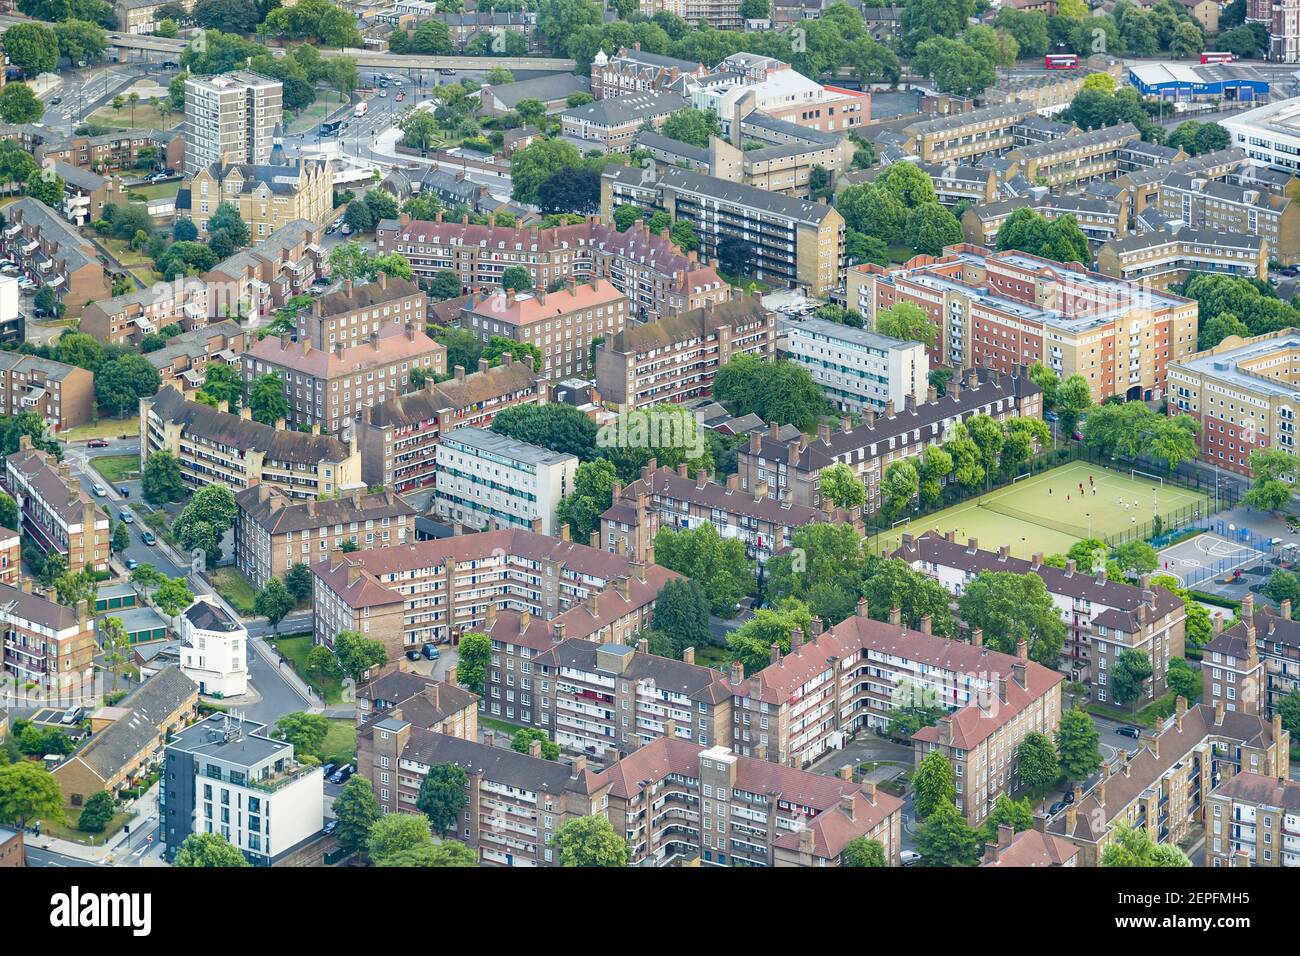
[77,790,114,833]
[94,354,161,419]
[660,108,722,148]
[1111,648,1154,708]
[916,800,980,867]
[1278,690,1300,738]
[651,577,711,659]
[712,354,828,433]
[456,631,490,695]
[334,629,388,684]
[904,202,962,256]
[819,461,866,512]
[111,521,131,555]
[874,301,936,349]
[174,484,237,565]
[912,748,956,819]
[143,452,188,506]
[512,139,583,205]
[536,166,601,215]
[727,597,812,672]
[248,372,290,426]
[1015,731,1060,794]
[0,760,63,832]
[491,403,598,460]
[332,775,382,854]
[996,207,1090,265]
[1165,657,1199,703]
[273,711,328,760]
[1055,708,1102,781]
[499,265,533,292]
[655,522,754,616]
[367,812,434,865]
[0,491,16,532]
[1055,374,1093,437]
[1244,449,1299,513]
[552,814,629,866]
[880,459,920,518]
[417,762,469,837]
[842,836,887,867]
[1082,71,1116,94]
[556,458,617,540]
[306,644,339,680]
[978,793,1034,846]
[511,728,560,760]
[377,839,477,867]
[482,336,543,371]
[957,571,1065,667]
[285,563,313,604]
[427,271,464,302]
[1115,540,1159,574]
[193,0,259,32]
[207,202,249,250]
[173,831,250,867]
[153,577,194,617]
[3,23,60,75]
[1101,823,1191,867]
[344,201,374,234]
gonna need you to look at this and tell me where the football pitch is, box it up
[868,461,1210,559]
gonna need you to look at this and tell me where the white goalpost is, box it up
[1131,468,1164,488]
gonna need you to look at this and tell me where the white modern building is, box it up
[433,427,578,535]
[178,596,249,698]
[1222,98,1300,172]
[183,71,283,177]
[778,316,928,415]
[162,714,324,866]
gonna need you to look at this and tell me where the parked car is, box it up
[1116,725,1142,739]
[1049,800,1068,816]
[340,224,352,235]
[125,557,139,571]
[118,486,130,497]
[49,96,61,106]
[329,764,354,785]
[161,60,179,69]
[323,819,338,835]
[119,509,133,523]
[60,705,84,725]
[141,531,156,546]
[321,762,337,780]
[405,649,421,661]
[377,89,387,97]
[1043,411,1059,423]
[92,483,107,497]
[1063,788,1075,804]
[422,642,439,660]
[87,438,109,447]
[900,850,922,867]
[396,93,405,102]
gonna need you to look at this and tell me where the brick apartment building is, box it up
[0,350,95,432]
[1202,594,1300,719]
[600,462,854,566]
[145,321,246,395]
[894,532,1187,705]
[185,157,333,239]
[1050,698,1288,865]
[355,353,545,491]
[460,280,628,380]
[141,386,362,500]
[243,320,445,438]
[376,215,727,320]
[0,580,96,694]
[848,245,1199,403]
[80,278,212,347]
[6,438,110,573]
[233,485,416,589]
[0,199,112,317]
[1166,328,1300,477]
[590,46,707,99]
[735,366,1041,513]
[34,128,183,174]
[356,667,478,738]
[1096,226,1268,291]
[1154,170,1300,265]
[203,219,328,326]
[594,295,776,408]
[980,819,1079,866]
[560,90,690,153]
[0,525,18,586]
[294,275,427,349]
[1206,771,1300,867]
[1004,123,1142,190]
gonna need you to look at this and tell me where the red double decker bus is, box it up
[1045,53,1079,69]
[1201,51,1235,63]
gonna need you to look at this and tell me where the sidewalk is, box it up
[36,785,157,865]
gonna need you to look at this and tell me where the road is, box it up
[25,844,107,868]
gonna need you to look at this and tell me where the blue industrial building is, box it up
[1128,63,1270,102]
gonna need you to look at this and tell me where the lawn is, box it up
[88,102,179,130]
[479,716,530,738]
[269,633,345,705]
[867,461,1209,560]
[39,806,132,845]
[91,454,140,485]
[128,181,181,202]
[100,238,154,268]
[287,89,346,135]
[693,644,732,670]
[210,567,258,617]
[321,719,357,765]
[60,417,138,443]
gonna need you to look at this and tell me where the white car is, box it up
[900,850,922,867]
[92,483,107,497]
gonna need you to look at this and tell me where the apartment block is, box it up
[34,127,184,174]
[53,162,129,226]
[0,526,17,586]
[0,350,95,432]
[356,354,545,491]
[601,461,848,566]
[601,163,845,295]
[1050,699,1288,865]
[849,245,1199,403]
[594,296,776,408]
[899,104,1034,165]
[5,438,110,573]
[1206,772,1300,866]
[961,193,1128,247]
[141,386,362,500]
[1096,225,1268,290]
[1112,147,1252,223]
[116,0,195,34]
[636,0,744,30]
[0,581,96,694]
[0,198,112,317]
[1204,594,1300,718]
[178,597,248,698]
[923,161,1000,210]
[310,528,673,659]
[778,315,928,415]
[356,667,478,739]
[243,319,445,438]
[1153,171,1300,264]
[183,72,283,178]
[203,219,328,325]
[726,605,1062,826]
[736,366,1040,512]
[294,274,427,350]
[1165,328,1300,476]
[895,532,1187,704]
[185,157,333,239]
[233,485,415,589]
[590,45,707,99]
[162,713,323,865]
[145,321,246,395]
[561,90,690,153]
[460,280,628,380]
[1004,123,1142,189]
[980,819,1079,866]
[375,215,727,320]
[434,427,577,535]
[80,278,211,347]
[601,736,903,866]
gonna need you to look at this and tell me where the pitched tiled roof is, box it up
[6,445,92,527]
[399,727,593,795]
[537,635,727,702]
[236,485,415,535]
[317,276,421,317]
[1211,771,1300,812]
[360,360,542,428]
[607,465,825,527]
[981,826,1079,867]
[606,297,768,355]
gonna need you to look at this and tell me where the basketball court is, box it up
[1156,532,1267,588]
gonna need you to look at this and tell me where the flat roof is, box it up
[1173,331,1300,400]
[779,315,920,352]
[440,426,577,467]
